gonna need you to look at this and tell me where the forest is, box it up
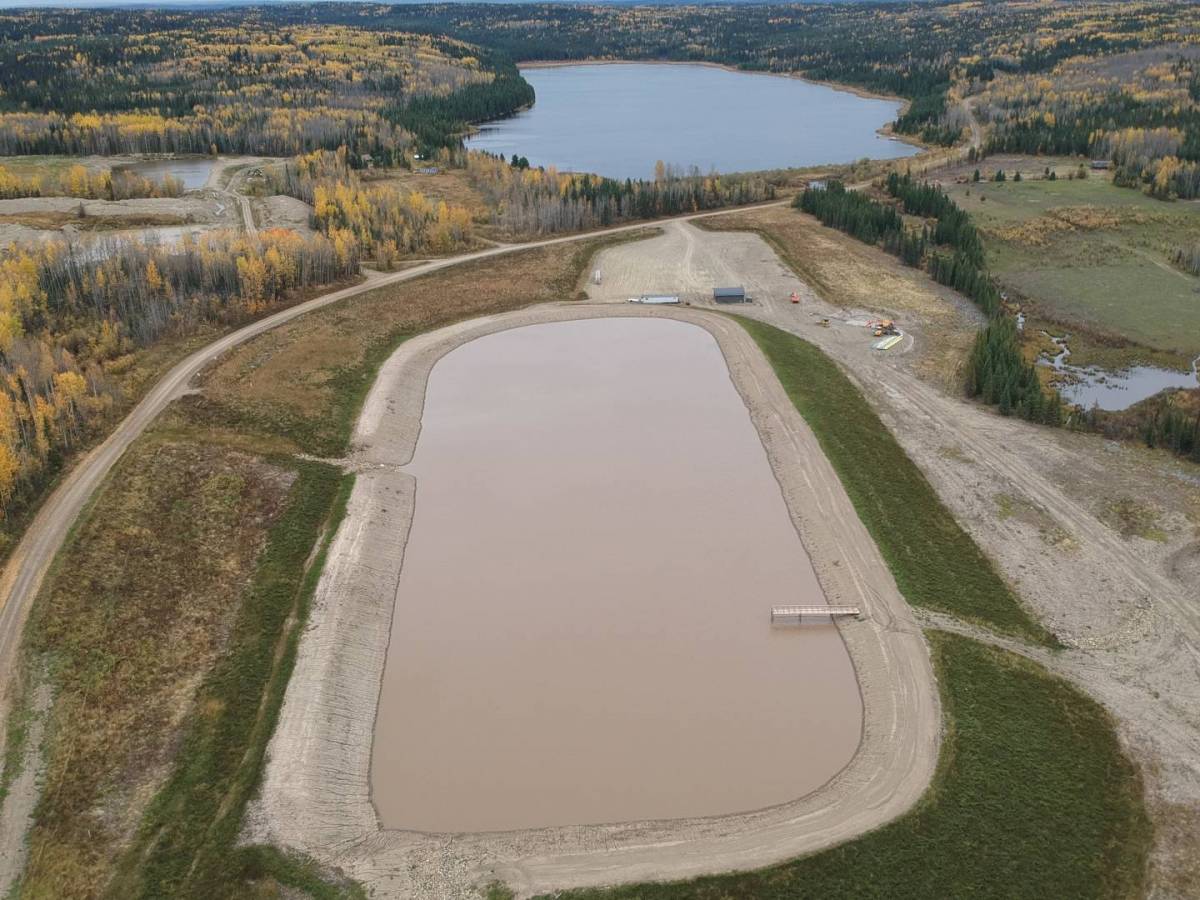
[0,229,358,531]
[0,164,183,201]
[466,153,776,235]
[981,54,1200,199]
[0,10,531,162]
[267,149,477,261]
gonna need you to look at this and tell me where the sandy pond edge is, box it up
[245,303,941,899]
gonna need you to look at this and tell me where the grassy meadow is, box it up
[944,175,1200,363]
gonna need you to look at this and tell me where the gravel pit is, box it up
[370,317,862,833]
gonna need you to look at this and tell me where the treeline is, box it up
[267,149,475,261]
[796,177,1059,423]
[466,152,775,236]
[885,172,984,267]
[796,181,902,245]
[965,316,1062,423]
[988,121,1200,201]
[0,229,358,520]
[1104,129,1200,200]
[0,164,183,201]
[1139,402,1200,463]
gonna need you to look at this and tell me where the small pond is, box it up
[1045,337,1200,411]
[466,63,919,180]
[121,158,215,191]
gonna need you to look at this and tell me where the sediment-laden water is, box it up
[371,317,862,833]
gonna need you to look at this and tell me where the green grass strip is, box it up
[540,631,1150,900]
[736,316,1052,642]
[107,463,357,900]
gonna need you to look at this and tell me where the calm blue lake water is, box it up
[466,63,919,180]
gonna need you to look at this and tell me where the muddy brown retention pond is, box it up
[370,317,862,833]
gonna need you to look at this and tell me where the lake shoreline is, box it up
[472,60,923,178]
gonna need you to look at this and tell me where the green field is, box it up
[944,176,1200,362]
[538,631,1150,900]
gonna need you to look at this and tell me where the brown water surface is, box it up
[371,317,862,832]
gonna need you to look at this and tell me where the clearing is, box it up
[943,172,1200,364]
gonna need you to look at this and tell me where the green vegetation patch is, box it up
[538,631,1150,900]
[737,317,1051,642]
[1100,496,1168,543]
[18,442,297,896]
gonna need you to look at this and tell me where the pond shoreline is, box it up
[370,315,863,832]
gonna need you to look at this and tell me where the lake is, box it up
[466,63,919,180]
[370,317,861,833]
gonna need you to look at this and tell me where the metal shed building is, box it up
[713,286,747,304]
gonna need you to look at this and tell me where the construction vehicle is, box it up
[818,318,831,327]
[789,291,800,304]
[872,319,899,337]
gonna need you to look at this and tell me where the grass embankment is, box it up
[539,631,1150,900]
[738,317,1051,642]
[9,438,358,899]
[185,230,654,455]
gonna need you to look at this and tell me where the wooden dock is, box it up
[771,605,862,624]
